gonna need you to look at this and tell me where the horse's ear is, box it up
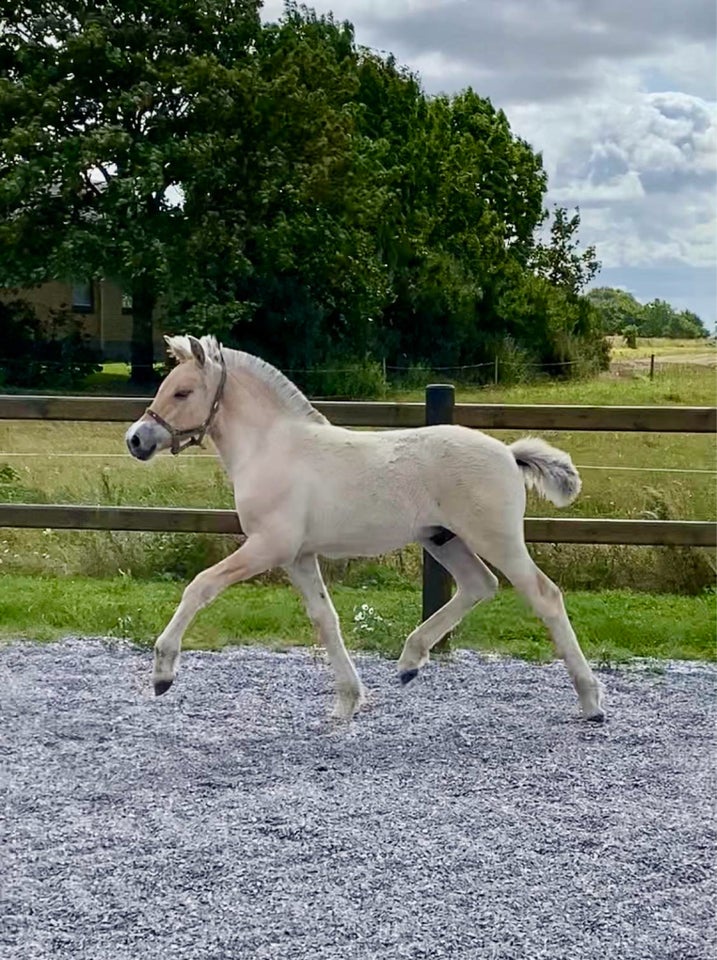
[164,335,192,362]
[187,335,206,367]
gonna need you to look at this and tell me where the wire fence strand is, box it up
[0,452,714,475]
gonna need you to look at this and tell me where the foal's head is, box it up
[125,335,225,460]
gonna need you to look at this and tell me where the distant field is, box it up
[608,336,717,363]
[389,364,715,406]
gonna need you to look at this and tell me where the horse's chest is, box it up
[231,474,295,533]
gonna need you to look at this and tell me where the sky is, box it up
[262,0,717,330]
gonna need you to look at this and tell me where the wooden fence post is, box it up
[422,384,455,627]
[649,354,655,380]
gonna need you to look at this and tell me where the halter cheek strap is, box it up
[145,351,227,456]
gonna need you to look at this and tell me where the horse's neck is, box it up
[209,368,305,472]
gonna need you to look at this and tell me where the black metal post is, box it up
[422,384,455,625]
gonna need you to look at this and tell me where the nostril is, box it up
[130,434,140,448]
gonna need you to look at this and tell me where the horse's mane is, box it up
[166,334,327,425]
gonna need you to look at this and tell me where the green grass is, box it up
[82,341,715,402]
[0,575,714,663]
[82,362,169,394]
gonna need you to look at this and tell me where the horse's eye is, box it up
[174,389,192,399]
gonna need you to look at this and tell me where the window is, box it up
[71,282,94,312]
[121,291,133,314]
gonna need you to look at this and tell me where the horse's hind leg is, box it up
[397,533,498,682]
[481,540,605,722]
[285,554,365,720]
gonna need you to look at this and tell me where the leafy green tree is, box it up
[672,309,709,339]
[640,299,676,338]
[531,206,600,296]
[1,0,610,388]
[172,6,394,373]
[623,324,638,348]
[351,71,548,366]
[642,300,709,339]
[587,289,709,339]
[495,267,608,374]
[0,0,261,382]
[586,287,645,335]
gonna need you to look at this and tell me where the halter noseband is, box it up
[145,351,227,456]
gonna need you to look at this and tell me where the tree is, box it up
[350,72,549,365]
[586,287,645,335]
[531,206,600,296]
[642,300,709,338]
[168,5,397,373]
[672,309,709,339]
[587,288,709,339]
[0,0,261,382]
[1,1,609,386]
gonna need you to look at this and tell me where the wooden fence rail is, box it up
[0,394,715,432]
[1,501,714,548]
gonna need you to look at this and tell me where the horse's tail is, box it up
[509,437,581,507]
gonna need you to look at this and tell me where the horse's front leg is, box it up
[153,534,281,695]
[285,554,365,719]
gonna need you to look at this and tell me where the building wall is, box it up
[0,280,164,362]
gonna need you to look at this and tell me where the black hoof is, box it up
[586,711,606,723]
[154,679,174,697]
[399,668,419,686]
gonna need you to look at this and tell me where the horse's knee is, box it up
[532,571,564,619]
[183,571,218,610]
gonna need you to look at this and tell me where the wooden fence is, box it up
[1,392,715,432]
[0,389,714,617]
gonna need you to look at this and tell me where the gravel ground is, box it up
[1,638,715,960]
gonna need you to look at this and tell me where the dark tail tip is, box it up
[154,679,174,697]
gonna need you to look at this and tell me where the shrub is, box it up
[301,358,386,399]
[0,299,101,389]
[494,336,535,384]
[623,325,638,349]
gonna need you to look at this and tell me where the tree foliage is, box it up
[0,0,262,381]
[587,288,709,339]
[0,298,100,388]
[1,0,609,388]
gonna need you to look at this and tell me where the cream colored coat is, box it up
[126,335,604,722]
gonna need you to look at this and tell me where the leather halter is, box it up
[145,351,227,456]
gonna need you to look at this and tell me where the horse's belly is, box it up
[303,484,431,558]
[311,526,414,559]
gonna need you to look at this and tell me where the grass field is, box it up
[608,336,717,362]
[0,575,713,664]
[80,337,716,395]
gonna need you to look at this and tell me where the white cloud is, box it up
[261,0,717,324]
[512,87,717,269]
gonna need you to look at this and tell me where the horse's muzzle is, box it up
[125,421,162,461]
